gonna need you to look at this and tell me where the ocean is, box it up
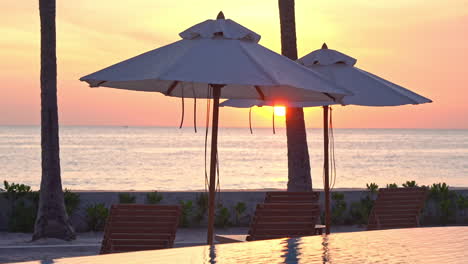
[1,126,467,191]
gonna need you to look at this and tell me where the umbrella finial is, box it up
[217,11,225,20]
[322,43,328,49]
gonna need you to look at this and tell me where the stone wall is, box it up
[1,189,467,232]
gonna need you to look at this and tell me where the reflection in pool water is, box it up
[281,237,299,263]
[28,227,468,264]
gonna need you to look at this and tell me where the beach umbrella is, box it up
[220,43,432,234]
[79,14,351,245]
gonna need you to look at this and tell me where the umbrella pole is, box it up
[323,106,331,235]
[207,85,222,245]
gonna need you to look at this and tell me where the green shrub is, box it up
[429,183,457,225]
[457,195,468,211]
[386,183,398,189]
[348,195,373,225]
[86,203,109,231]
[366,183,379,194]
[233,202,247,225]
[118,193,136,204]
[348,184,377,225]
[179,200,193,227]
[64,189,80,216]
[194,193,208,224]
[146,191,163,204]
[8,199,37,232]
[3,180,32,194]
[429,183,450,200]
[215,205,231,228]
[3,181,38,232]
[331,192,347,224]
[3,181,81,232]
[348,202,366,225]
[403,181,419,188]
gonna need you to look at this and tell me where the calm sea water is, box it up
[1,126,467,191]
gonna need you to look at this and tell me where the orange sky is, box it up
[1,0,467,128]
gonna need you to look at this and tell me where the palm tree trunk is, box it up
[278,0,312,191]
[33,0,75,241]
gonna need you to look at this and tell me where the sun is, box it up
[274,106,286,116]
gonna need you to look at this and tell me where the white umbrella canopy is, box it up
[220,43,431,108]
[80,20,351,103]
[80,13,352,245]
[298,43,432,106]
[220,43,432,234]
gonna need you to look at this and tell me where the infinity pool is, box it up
[14,227,468,264]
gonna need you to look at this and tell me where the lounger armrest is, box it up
[314,224,326,235]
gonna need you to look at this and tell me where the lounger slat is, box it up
[253,216,317,222]
[107,226,177,234]
[257,203,319,210]
[111,245,167,252]
[111,215,177,222]
[111,210,180,217]
[255,211,319,217]
[253,223,316,229]
[109,221,177,228]
[110,204,179,209]
[265,193,319,203]
[109,233,173,240]
[111,239,170,246]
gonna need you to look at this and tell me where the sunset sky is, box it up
[1,0,467,128]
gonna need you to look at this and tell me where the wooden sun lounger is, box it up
[216,192,323,243]
[265,191,324,235]
[367,187,428,230]
[100,204,181,254]
[247,203,322,241]
[264,191,320,204]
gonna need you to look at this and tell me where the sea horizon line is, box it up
[1,125,467,130]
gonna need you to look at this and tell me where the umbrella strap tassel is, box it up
[216,152,221,205]
[272,107,276,134]
[193,84,197,133]
[329,107,337,190]
[204,85,212,192]
[179,87,185,129]
[249,108,253,134]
